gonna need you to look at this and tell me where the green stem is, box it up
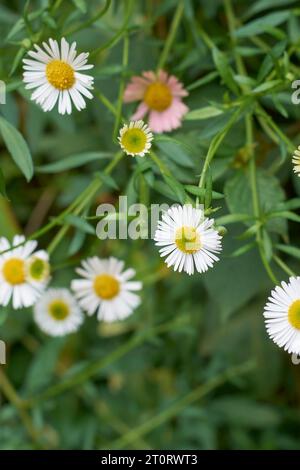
[109,360,255,449]
[95,90,118,117]
[198,106,244,192]
[225,0,278,285]
[273,255,296,277]
[47,152,123,254]
[0,369,44,448]
[23,317,188,407]
[65,0,112,36]
[90,0,134,58]
[156,0,184,71]
[149,150,171,177]
[113,32,129,142]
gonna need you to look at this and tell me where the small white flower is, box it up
[0,235,49,309]
[34,288,83,337]
[71,256,142,322]
[264,276,300,354]
[25,250,51,286]
[154,204,222,275]
[292,146,300,176]
[23,37,94,115]
[118,120,153,157]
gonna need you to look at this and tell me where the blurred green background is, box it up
[1,0,300,450]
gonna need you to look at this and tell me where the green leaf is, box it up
[25,339,66,393]
[230,242,256,257]
[216,213,254,225]
[212,47,240,95]
[276,243,300,260]
[155,135,194,168]
[0,308,8,327]
[224,169,287,235]
[0,167,7,198]
[185,106,224,120]
[37,152,113,173]
[72,0,87,13]
[95,172,119,190]
[252,79,282,94]
[267,210,300,223]
[234,11,290,38]
[163,175,186,204]
[0,115,33,181]
[64,214,95,235]
[185,185,224,200]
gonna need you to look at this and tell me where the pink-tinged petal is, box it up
[148,110,166,133]
[148,98,188,133]
[131,102,149,120]
[168,75,188,97]
[157,70,168,83]
[142,71,156,82]
[131,76,151,86]
[169,98,189,118]
[124,82,146,102]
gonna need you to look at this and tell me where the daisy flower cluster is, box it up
[20,35,300,362]
[0,233,142,338]
[0,235,50,309]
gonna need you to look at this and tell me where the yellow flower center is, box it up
[93,274,120,300]
[175,226,201,254]
[144,82,172,112]
[48,300,70,321]
[27,257,50,282]
[288,300,300,329]
[2,258,25,285]
[121,128,147,155]
[46,60,75,90]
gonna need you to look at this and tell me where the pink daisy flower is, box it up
[123,70,189,133]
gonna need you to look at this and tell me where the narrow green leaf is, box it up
[185,185,224,200]
[230,242,256,257]
[37,152,113,173]
[185,106,224,121]
[234,11,290,38]
[64,214,95,235]
[0,116,33,181]
[0,167,7,199]
[212,47,240,95]
[276,243,300,260]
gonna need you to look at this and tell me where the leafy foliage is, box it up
[0,0,300,450]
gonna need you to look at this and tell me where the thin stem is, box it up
[90,0,134,58]
[47,152,123,254]
[65,0,112,36]
[149,150,171,177]
[23,317,188,407]
[224,0,278,285]
[109,360,255,449]
[95,90,118,117]
[273,255,296,277]
[113,32,129,142]
[0,369,44,448]
[156,0,184,71]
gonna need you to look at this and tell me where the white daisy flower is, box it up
[34,288,83,337]
[71,256,142,322]
[292,145,300,176]
[154,204,222,275]
[0,235,49,309]
[118,120,153,157]
[23,37,94,115]
[263,276,300,354]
